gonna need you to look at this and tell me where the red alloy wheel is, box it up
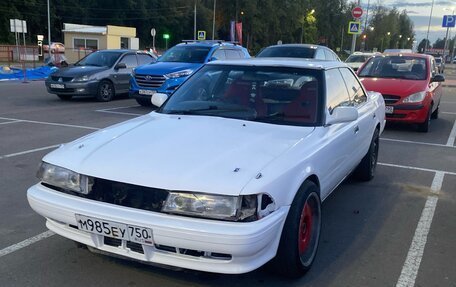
[298,201,313,254]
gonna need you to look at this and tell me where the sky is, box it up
[361,0,456,45]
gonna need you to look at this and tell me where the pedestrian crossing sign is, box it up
[348,21,361,34]
[198,30,206,40]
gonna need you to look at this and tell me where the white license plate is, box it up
[139,89,156,96]
[385,106,394,114]
[50,83,65,89]
[75,214,153,246]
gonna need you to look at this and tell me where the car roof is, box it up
[207,57,346,70]
[176,41,243,49]
[262,44,327,50]
[381,53,431,59]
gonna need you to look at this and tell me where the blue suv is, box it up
[130,41,250,106]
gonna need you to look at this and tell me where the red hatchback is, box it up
[357,53,444,132]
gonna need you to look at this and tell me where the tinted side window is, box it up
[315,49,325,60]
[120,54,137,68]
[212,49,226,60]
[137,54,155,65]
[325,69,351,114]
[226,49,242,59]
[339,68,367,105]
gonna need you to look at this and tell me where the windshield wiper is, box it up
[166,105,252,115]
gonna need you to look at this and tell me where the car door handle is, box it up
[354,126,359,134]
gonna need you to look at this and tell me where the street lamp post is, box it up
[425,0,435,52]
[47,0,51,60]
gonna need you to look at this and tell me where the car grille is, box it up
[134,74,166,88]
[382,94,401,105]
[51,76,73,82]
[43,178,169,212]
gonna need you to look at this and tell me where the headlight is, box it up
[162,192,274,221]
[73,75,90,82]
[403,91,426,103]
[164,69,193,79]
[37,162,93,194]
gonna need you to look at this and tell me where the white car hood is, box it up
[44,113,314,196]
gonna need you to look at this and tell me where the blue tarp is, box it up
[0,66,58,81]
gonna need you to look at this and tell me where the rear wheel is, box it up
[135,98,152,107]
[270,181,321,278]
[354,128,379,181]
[57,94,72,101]
[418,106,432,133]
[96,80,115,102]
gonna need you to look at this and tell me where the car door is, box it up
[429,58,443,109]
[114,53,138,93]
[339,67,374,164]
[318,68,359,197]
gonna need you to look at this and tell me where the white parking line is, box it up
[0,230,54,258]
[0,117,99,130]
[381,138,455,149]
[441,101,456,104]
[0,120,22,125]
[96,105,139,111]
[95,105,147,116]
[378,162,456,176]
[396,171,444,287]
[442,112,456,115]
[0,144,60,160]
[446,120,456,146]
[96,110,144,116]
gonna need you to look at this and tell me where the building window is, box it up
[120,37,129,49]
[73,38,98,50]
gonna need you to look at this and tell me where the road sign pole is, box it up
[351,34,357,54]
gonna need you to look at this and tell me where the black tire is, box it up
[135,97,152,107]
[354,128,380,181]
[431,106,439,120]
[96,80,115,102]
[418,106,432,133]
[270,181,321,278]
[57,94,72,101]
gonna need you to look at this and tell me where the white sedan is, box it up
[27,58,385,277]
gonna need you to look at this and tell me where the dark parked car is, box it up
[256,44,341,61]
[45,50,156,101]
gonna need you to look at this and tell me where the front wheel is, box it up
[418,106,432,133]
[96,80,115,102]
[270,181,321,278]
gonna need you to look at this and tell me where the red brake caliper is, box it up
[298,201,313,254]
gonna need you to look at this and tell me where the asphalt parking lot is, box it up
[0,71,455,287]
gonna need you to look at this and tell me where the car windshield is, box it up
[75,51,122,67]
[256,46,316,58]
[358,56,427,80]
[158,46,211,63]
[159,65,323,126]
[346,55,369,63]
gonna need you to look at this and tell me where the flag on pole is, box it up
[235,22,243,45]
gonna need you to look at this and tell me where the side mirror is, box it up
[151,93,168,107]
[326,106,358,125]
[208,56,218,62]
[431,74,445,83]
[115,63,127,70]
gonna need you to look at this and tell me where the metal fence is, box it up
[0,45,39,67]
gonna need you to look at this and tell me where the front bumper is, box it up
[129,77,185,100]
[27,183,288,274]
[385,103,430,124]
[45,80,99,96]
